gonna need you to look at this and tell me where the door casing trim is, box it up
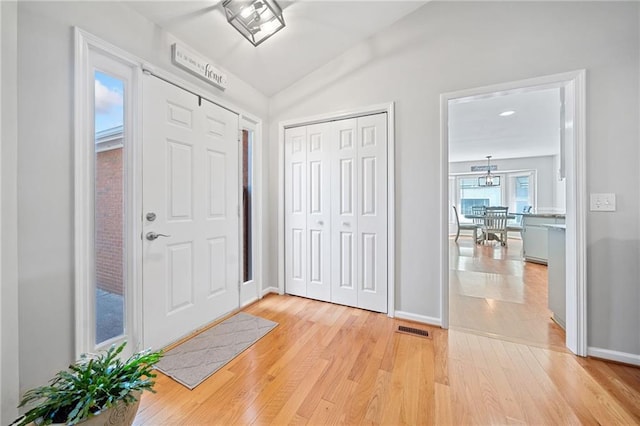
[440,70,587,356]
[74,28,265,355]
[74,28,143,357]
[240,114,264,308]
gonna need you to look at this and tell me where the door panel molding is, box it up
[142,78,239,350]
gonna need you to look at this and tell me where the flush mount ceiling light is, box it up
[223,0,285,47]
[478,155,500,187]
[499,110,515,117]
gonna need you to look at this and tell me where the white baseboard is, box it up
[587,347,640,366]
[394,310,442,327]
[240,296,259,308]
[261,286,280,297]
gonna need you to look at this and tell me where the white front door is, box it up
[142,75,239,350]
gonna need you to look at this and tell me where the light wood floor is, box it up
[135,294,640,425]
[449,236,567,350]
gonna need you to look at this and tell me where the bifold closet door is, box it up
[330,119,358,308]
[284,126,307,297]
[284,123,332,302]
[331,114,388,313]
[285,113,387,313]
[355,114,387,313]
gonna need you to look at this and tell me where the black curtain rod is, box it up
[143,69,239,116]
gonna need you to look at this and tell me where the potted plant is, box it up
[13,342,162,426]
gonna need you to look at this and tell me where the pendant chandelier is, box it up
[478,155,500,187]
[223,0,286,47]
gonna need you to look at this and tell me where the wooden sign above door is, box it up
[171,43,228,91]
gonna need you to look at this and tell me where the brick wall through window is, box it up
[95,147,124,295]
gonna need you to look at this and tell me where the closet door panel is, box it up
[306,123,332,302]
[356,114,388,313]
[331,119,358,307]
[285,126,308,297]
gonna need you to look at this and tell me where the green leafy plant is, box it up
[16,342,162,425]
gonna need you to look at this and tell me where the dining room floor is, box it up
[449,235,567,351]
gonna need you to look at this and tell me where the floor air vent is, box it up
[397,325,431,338]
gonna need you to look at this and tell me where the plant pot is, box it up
[77,395,141,426]
[15,343,160,426]
[14,393,141,426]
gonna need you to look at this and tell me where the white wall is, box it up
[449,155,560,213]
[269,2,640,358]
[15,1,268,396]
[1,2,20,423]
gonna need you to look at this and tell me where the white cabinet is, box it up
[284,114,389,313]
[547,225,566,329]
[522,215,565,264]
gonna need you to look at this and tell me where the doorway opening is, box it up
[448,86,565,348]
[441,71,587,356]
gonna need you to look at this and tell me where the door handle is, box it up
[146,232,171,241]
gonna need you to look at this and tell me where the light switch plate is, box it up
[590,193,616,211]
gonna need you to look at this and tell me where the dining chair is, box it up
[452,205,479,242]
[506,205,532,239]
[470,205,486,226]
[481,207,509,246]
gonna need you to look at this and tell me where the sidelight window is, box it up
[94,71,125,346]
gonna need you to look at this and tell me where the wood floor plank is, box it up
[515,343,581,425]
[363,369,391,424]
[263,357,329,425]
[577,357,640,422]
[499,339,558,425]
[415,335,436,425]
[434,382,452,426]
[432,328,449,386]
[528,346,603,426]
[306,398,335,425]
[449,238,567,350]
[134,293,640,425]
[224,328,327,425]
[478,337,527,423]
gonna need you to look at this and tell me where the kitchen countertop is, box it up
[543,224,566,230]
[522,213,566,219]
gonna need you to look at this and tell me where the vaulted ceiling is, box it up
[128,1,561,162]
[127,1,428,96]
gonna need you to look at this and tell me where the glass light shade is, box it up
[478,175,500,187]
[223,0,285,46]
